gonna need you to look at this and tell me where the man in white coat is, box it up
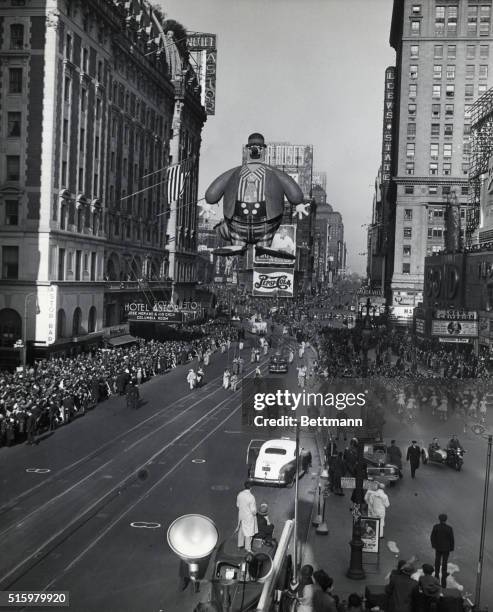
[236,482,258,553]
[364,482,390,538]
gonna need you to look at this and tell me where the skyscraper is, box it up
[388,0,493,310]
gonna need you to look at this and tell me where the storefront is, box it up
[430,309,479,353]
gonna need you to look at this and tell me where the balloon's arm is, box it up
[205,167,238,204]
[275,169,304,204]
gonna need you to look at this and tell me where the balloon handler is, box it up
[204,133,305,258]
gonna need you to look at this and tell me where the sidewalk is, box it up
[300,434,397,601]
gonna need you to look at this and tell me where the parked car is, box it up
[246,438,312,487]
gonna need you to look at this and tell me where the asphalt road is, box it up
[0,333,321,612]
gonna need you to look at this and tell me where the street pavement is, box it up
[0,333,320,612]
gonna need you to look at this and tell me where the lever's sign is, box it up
[253,268,294,297]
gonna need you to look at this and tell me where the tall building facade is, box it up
[0,0,206,364]
[388,0,493,312]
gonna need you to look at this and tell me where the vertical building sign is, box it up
[187,33,217,116]
[47,285,58,345]
[381,66,395,184]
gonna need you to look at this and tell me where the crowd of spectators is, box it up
[0,321,239,448]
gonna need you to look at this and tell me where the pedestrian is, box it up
[296,565,316,612]
[187,368,196,390]
[406,440,421,479]
[385,563,419,612]
[236,481,257,553]
[223,368,231,390]
[364,482,389,538]
[312,570,337,612]
[388,440,403,471]
[26,411,36,446]
[256,502,274,545]
[346,593,363,612]
[418,563,442,605]
[430,513,454,588]
[230,373,239,392]
[330,452,345,496]
[196,367,205,388]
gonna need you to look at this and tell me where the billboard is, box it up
[431,320,478,337]
[253,268,294,297]
[127,310,183,323]
[254,225,296,266]
[187,33,217,115]
[415,319,425,335]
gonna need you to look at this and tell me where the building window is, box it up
[402,263,411,274]
[479,65,489,79]
[432,104,441,119]
[432,84,441,99]
[8,68,22,94]
[464,124,471,136]
[10,24,24,49]
[96,99,101,120]
[78,168,84,191]
[468,5,478,34]
[446,84,455,98]
[444,124,453,137]
[58,249,65,281]
[411,20,421,35]
[403,227,412,238]
[431,143,439,159]
[79,128,85,153]
[81,88,87,112]
[403,245,412,257]
[409,84,417,98]
[82,48,88,73]
[65,34,72,59]
[465,105,472,119]
[407,123,416,138]
[64,77,71,103]
[6,156,20,181]
[447,44,456,59]
[2,246,19,279]
[443,162,452,175]
[405,185,414,195]
[444,104,454,118]
[410,64,418,79]
[61,161,67,187]
[95,136,99,159]
[480,5,491,35]
[431,123,440,137]
[465,84,474,98]
[433,65,442,79]
[407,143,415,157]
[434,44,444,58]
[446,65,455,79]
[467,44,476,59]
[480,44,489,59]
[447,6,458,33]
[406,162,415,175]
[404,208,413,220]
[443,143,452,157]
[466,64,475,79]
[5,200,19,225]
[479,83,488,95]
[430,162,438,175]
[429,186,438,195]
[463,142,471,156]
[412,4,421,14]
[7,112,21,137]
[435,5,445,32]
[408,103,417,117]
[462,163,469,175]
[410,44,419,58]
[443,186,451,196]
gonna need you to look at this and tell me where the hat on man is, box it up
[313,569,333,591]
[258,503,269,516]
[401,563,415,576]
[246,133,266,148]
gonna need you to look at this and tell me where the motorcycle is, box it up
[423,444,465,471]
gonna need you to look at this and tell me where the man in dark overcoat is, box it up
[430,513,455,587]
[406,440,421,479]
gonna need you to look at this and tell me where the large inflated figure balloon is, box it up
[205,133,304,257]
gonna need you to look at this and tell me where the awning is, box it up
[106,334,138,347]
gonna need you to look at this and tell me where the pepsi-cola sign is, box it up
[253,268,294,297]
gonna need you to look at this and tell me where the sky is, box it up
[159,0,395,274]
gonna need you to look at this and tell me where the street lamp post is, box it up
[22,292,38,367]
[474,432,492,608]
[347,437,366,580]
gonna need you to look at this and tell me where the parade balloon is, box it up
[205,133,304,257]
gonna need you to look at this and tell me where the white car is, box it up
[246,438,312,487]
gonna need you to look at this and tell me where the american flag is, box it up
[166,157,194,204]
